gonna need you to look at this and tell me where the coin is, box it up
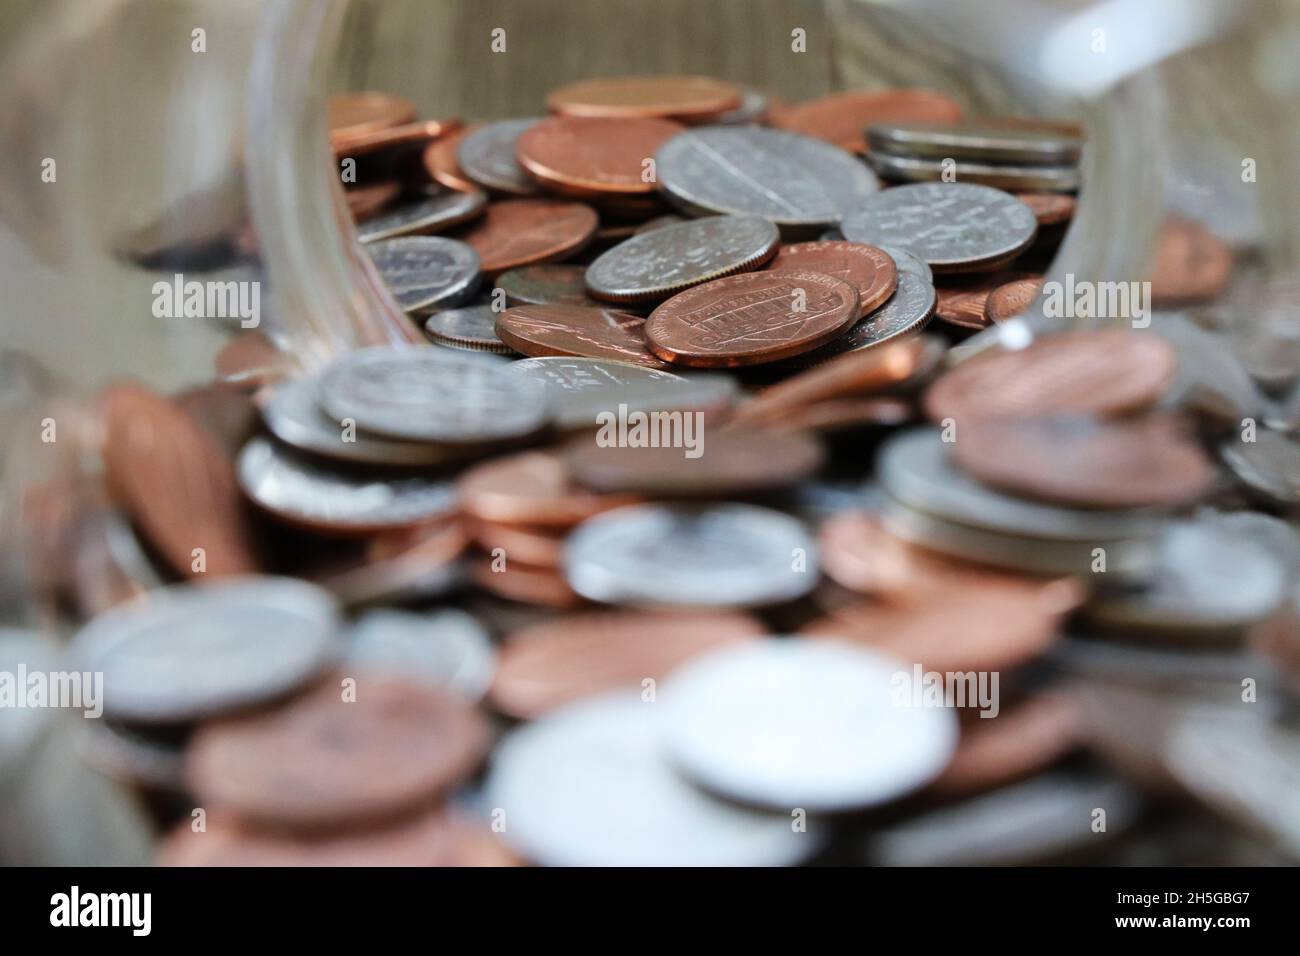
[366,236,481,314]
[214,330,290,388]
[470,558,584,609]
[458,451,638,526]
[328,92,417,149]
[71,577,339,724]
[494,264,596,306]
[313,521,468,608]
[356,187,487,242]
[456,118,541,196]
[490,610,765,719]
[471,520,566,568]
[347,608,495,703]
[1220,428,1300,509]
[564,503,817,607]
[186,677,489,831]
[490,691,816,866]
[878,242,934,282]
[1149,216,1233,306]
[768,396,914,433]
[787,273,936,364]
[924,330,1178,422]
[317,346,549,443]
[422,304,514,354]
[515,115,685,197]
[646,270,860,368]
[771,89,964,153]
[495,304,668,368]
[422,124,480,193]
[101,384,260,578]
[951,415,1217,509]
[841,183,1037,273]
[633,212,686,236]
[585,215,778,305]
[455,198,598,276]
[654,126,880,232]
[866,121,1082,165]
[345,180,401,221]
[935,272,1038,330]
[765,240,898,318]
[1015,192,1076,229]
[983,276,1046,323]
[660,640,958,811]
[333,117,460,160]
[546,75,741,123]
[237,437,458,536]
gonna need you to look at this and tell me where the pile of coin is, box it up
[10,74,1300,867]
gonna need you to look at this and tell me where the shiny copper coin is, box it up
[516,115,685,197]
[771,88,963,154]
[101,384,259,578]
[924,330,1178,422]
[345,180,401,221]
[765,240,898,318]
[457,451,639,527]
[471,520,566,569]
[1149,215,1234,306]
[547,75,741,123]
[1014,192,1076,228]
[935,272,1038,330]
[333,118,460,159]
[470,557,583,609]
[646,270,859,368]
[984,276,1046,323]
[455,199,597,277]
[186,678,489,832]
[490,610,765,719]
[496,304,667,368]
[950,415,1217,509]
[422,124,480,193]
[327,92,417,148]
[495,264,597,307]
[933,694,1081,795]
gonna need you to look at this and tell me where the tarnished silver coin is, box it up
[866,121,1084,165]
[584,215,779,303]
[237,436,458,535]
[346,608,495,703]
[878,243,933,282]
[356,187,488,243]
[564,503,817,607]
[456,118,541,196]
[423,304,515,354]
[1220,429,1300,509]
[508,356,734,430]
[494,264,596,307]
[790,272,936,365]
[485,691,816,867]
[655,126,879,232]
[661,640,958,811]
[71,577,339,724]
[367,236,481,314]
[868,152,1081,193]
[842,183,1037,274]
[318,346,549,443]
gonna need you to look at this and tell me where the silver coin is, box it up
[71,577,339,724]
[237,436,458,534]
[318,346,549,443]
[866,121,1083,165]
[661,640,958,811]
[655,126,879,232]
[868,151,1081,193]
[841,183,1037,273]
[356,187,487,243]
[485,691,816,866]
[712,87,770,126]
[456,118,541,196]
[346,608,495,703]
[423,304,514,354]
[367,236,481,314]
[508,356,734,429]
[793,272,936,363]
[877,243,934,282]
[584,214,779,303]
[1220,429,1300,509]
[564,503,817,607]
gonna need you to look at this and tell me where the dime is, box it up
[456,118,541,196]
[422,124,480,193]
[458,451,638,526]
[366,236,481,314]
[1220,429,1300,508]
[423,304,514,354]
[490,610,765,719]
[237,436,458,536]
[660,640,958,810]
[645,270,860,367]
[494,264,596,306]
[983,276,1046,323]
[317,346,548,443]
[485,691,814,866]
[186,678,489,831]
[771,89,964,153]
[71,577,339,724]
[1149,216,1233,306]
[765,240,898,318]
[935,272,1039,330]
[924,330,1178,422]
[515,115,685,197]
[346,608,495,703]
[841,182,1037,273]
[585,214,778,303]
[356,187,487,243]
[495,304,668,368]
[787,272,936,365]
[546,75,741,123]
[868,152,1082,192]
[455,198,598,276]
[865,121,1082,165]
[327,92,417,149]
[564,503,817,607]
[878,243,933,282]
[655,126,880,232]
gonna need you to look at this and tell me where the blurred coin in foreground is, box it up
[347,608,495,703]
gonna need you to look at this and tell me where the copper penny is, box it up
[924,330,1178,422]
[422,124,480,193]
[765,240,898,318]
[457,451,639,527]
[345,180,401,221]
[333,118,461,159]
[214,329,290,388]
[495,264,597,307]
[1014,191,1076,229]
[327,92,417,149]
[496,304,668,368]
[950,415,1217,509]
[645,270,859,367]
[771,88,963,154]
[186,677,489,832]
[935,272,1038,330]
[764,396,914,433]
[984,276,1046,323]
[490,610,765,719]
[469,558,583,609]
[547,75,741,123]
[471,520,567,568]
[101,384,260,578]
[455,199,597,277]
[933,693,1081,795]
[1149,215,1234,306]
[516,115,685,197]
